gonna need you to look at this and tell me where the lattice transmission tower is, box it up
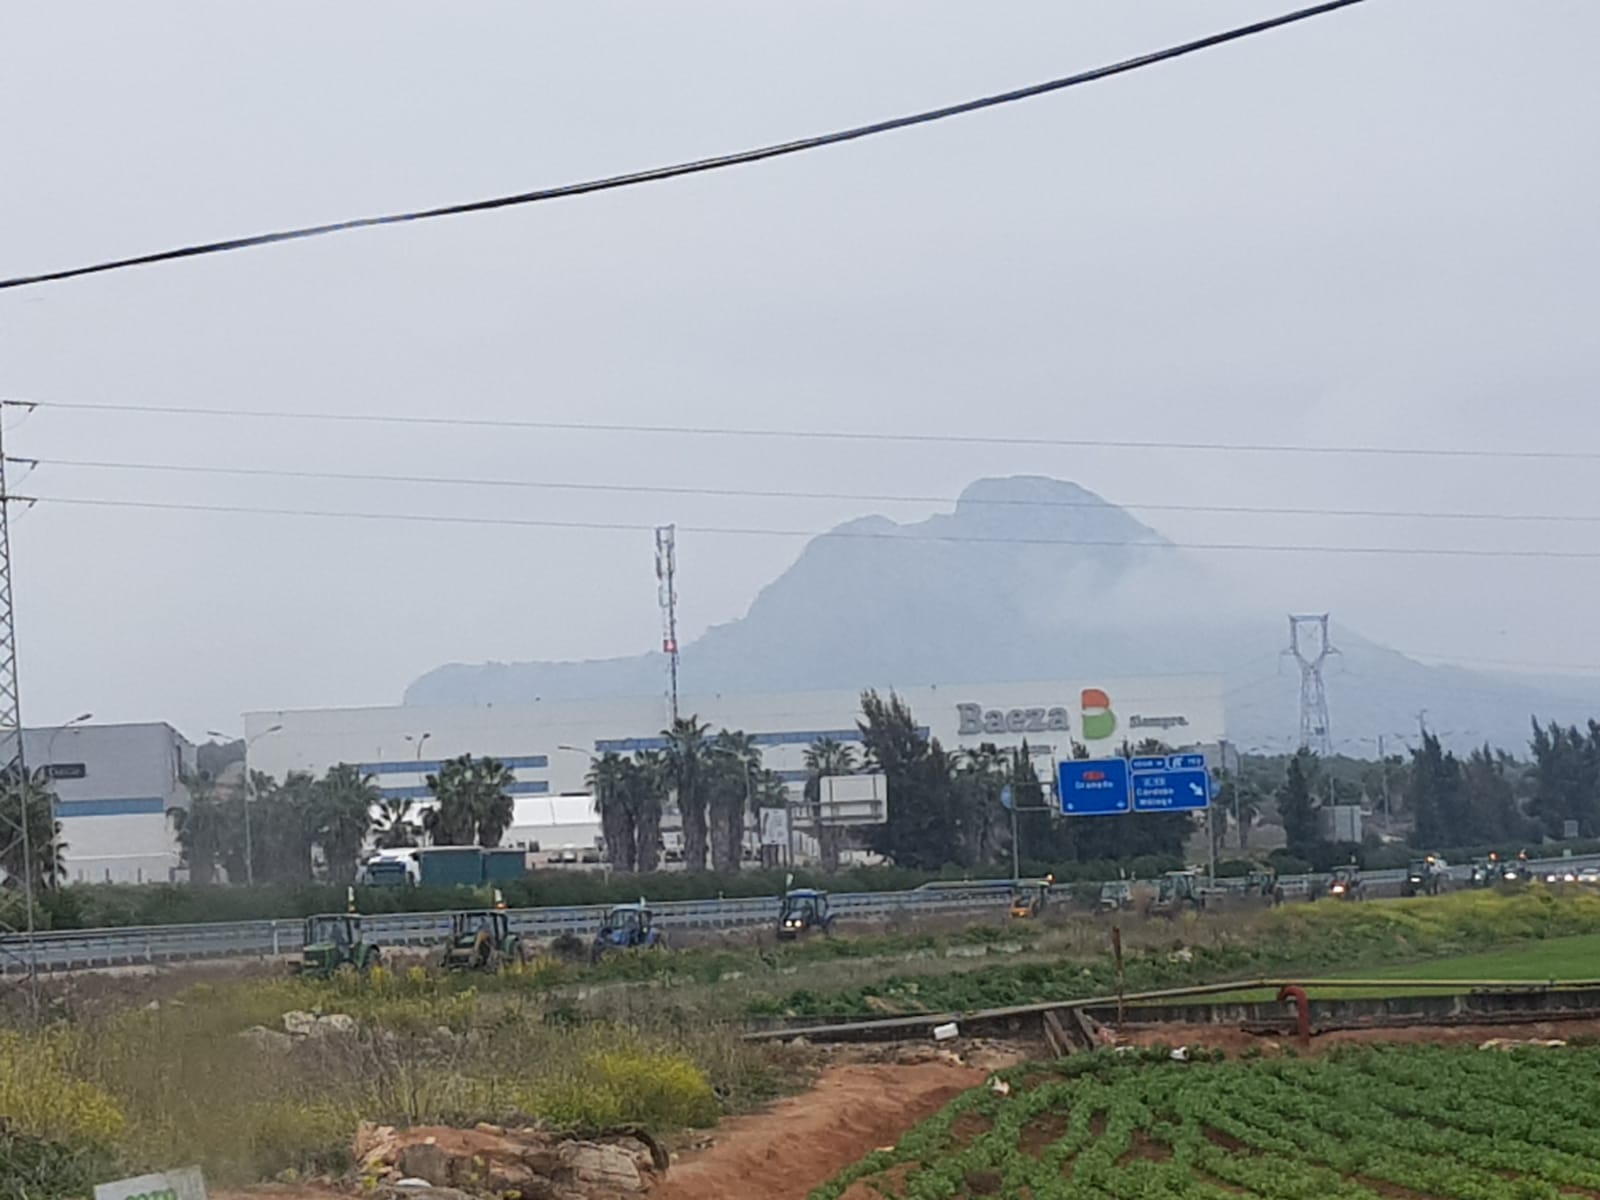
[0,413,40,1010]
[654,525,680,723]
[1285,613,1337,756]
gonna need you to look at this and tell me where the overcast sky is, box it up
[3,0,1598,739]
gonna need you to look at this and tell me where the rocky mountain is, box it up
[405,476,1600,754]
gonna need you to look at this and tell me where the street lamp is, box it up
[404,732,432,762]
[208,724,283,886]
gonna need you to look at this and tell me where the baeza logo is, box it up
[1080,688,1117,741]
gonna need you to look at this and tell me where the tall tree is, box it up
[251,771,318,884]
[314,764,378,884]
[372,796,420,849]
[0,776,65,889]
[708,730,760,873]
[953,744,1009,867]
[1277,750,1321,859]
[1529,720,1600,839]
[1460,744,1522,843]
[588,752,636,872]
[424,754,516,847]
[662,716,712,871]
[1407,733,1465,848]
[859,690,959,870]
[172,766,239,885]
[630,750,667,872]
[804,737,857,871]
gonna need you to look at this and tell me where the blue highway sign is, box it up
[1058,757,1131,816]
[1131,753,1211,812]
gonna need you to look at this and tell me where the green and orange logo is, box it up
[1081,688,1116,741]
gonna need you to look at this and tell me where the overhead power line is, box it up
[15,454,1600,527]
[21,493,1600,561]
[9,398,1594,463]
[0,0,1370,291]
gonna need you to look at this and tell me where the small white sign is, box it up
[95,1166,208,1200]
[758,806,789,848]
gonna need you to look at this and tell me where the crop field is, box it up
[813,1043,1600,1200]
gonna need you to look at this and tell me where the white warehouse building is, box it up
[244,676,1226,845]
[22,722,195,884]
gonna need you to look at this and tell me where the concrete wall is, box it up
[23,722,195,884]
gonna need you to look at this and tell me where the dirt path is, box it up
[651,1060,987,1200]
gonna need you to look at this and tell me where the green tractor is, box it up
[441,902,528,971]
[293,911,380,978]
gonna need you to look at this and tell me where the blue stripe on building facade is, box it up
[377,781,551,801]
[361,755,549,775]
[55,797,168,818]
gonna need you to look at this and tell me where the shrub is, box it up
[521,1044,719,1131]
[0,1028,125,1148]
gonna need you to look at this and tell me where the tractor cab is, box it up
[1154,870,1206,913]
[1327,865,1362,900]
[442,895,526,970]
[293,906,378,977]
[776,888,833,940]
[1404,855,1448,897]
[591,900,667,961]
[1009,877,1053,919]
[1098,880,1133,912]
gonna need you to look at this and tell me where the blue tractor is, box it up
[776,887,835,940]
[590,900,667,962]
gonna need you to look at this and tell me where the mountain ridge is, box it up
[405,476,1600,753]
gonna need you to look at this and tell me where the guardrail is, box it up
[0,884,1017,974]
[6,853,1600,974]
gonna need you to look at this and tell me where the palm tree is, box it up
[425,754,516,847]
[0,776,66,889]
[662,717,712,871]
[804,737,857,872]
[588,752,636,872]
[314,764,378,883]
[172,766,236,885]
[372,796,420,849]
[708,730,760,873]
[631,750,667,872]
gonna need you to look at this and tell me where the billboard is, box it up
[758,807,790,848]
[817,774,888,826]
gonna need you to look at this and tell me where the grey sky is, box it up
[3,0,1598,738]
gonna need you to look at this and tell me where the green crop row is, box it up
[755,887,1600,1017]
[811,1042,1600,1200]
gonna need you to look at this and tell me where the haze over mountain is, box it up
[406,477,1600,755]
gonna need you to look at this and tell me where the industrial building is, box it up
[23,722,195,884]
[244,676,1226,848]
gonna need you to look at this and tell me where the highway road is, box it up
[5,854,1598,974]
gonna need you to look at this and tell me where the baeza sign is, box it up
[956,703,1072,737]
[956,688,1121,741]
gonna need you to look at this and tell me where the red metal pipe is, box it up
[1277,984,1311,1046]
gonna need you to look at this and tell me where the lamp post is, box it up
[404,732,431,762]
[209,724,283,886]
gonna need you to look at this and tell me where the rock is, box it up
[556,1141,646,1193]
[989,1077,1012,1097]
[474,1122,506,1137]
[237,1025,293,1052]
[282,1009,319,1036]
[387,1186,473,1200]
[314,1012,358,1036]
[354,1122,402,1172]
[398,1141,451,1186]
